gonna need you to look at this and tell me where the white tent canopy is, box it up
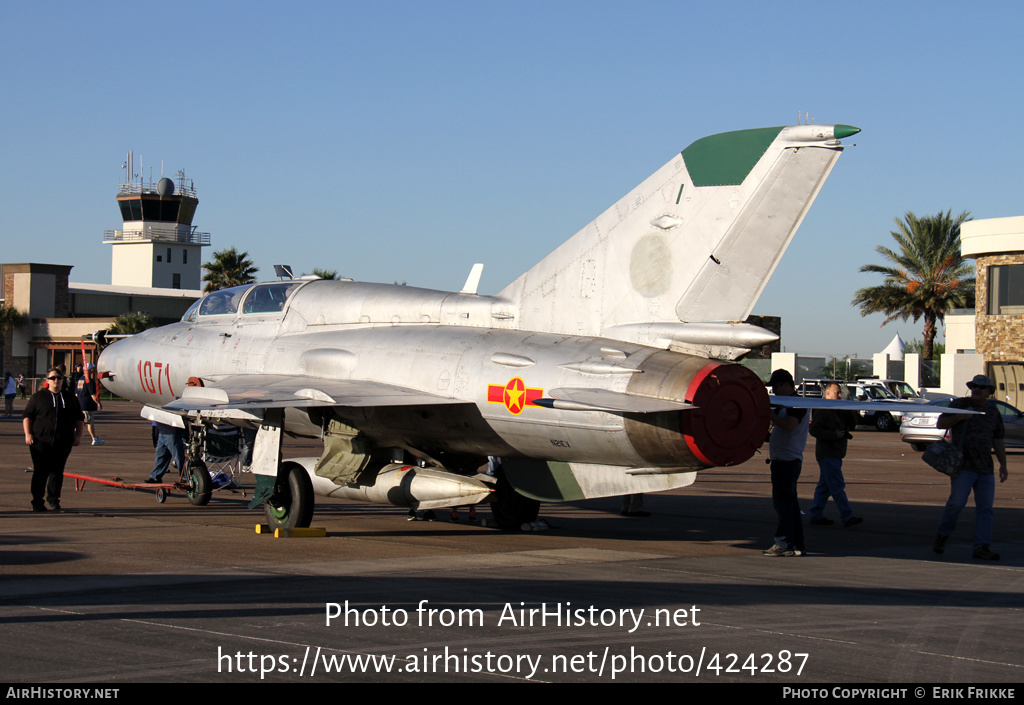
[881,332,906,361]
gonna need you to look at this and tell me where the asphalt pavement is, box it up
[2,400,1022,683]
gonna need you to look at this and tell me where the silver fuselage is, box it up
[100,280,727,469]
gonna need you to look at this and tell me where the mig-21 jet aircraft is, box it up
[99,123,866,530]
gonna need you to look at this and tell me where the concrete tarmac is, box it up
[2,401,1023,683]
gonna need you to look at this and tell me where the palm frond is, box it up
[853,210,973,359]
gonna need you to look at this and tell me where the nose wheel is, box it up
[187,460,212,506]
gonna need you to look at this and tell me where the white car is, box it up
[900,397,1024,451]
[846,380,904,431]
[872,378,930,402]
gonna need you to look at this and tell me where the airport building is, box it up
[1,167,207,379]
[961,215,1024,407]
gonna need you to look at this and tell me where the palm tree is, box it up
[310,268,339,280]
[905,338,946,357]
[107,311,156,335]
[202,247,259,293]
[852,210,974,360]
[0,303,29,372]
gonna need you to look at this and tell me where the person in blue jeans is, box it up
[933,375,1009,560]
[808,381,862,527]
[146,422,187,484]
[763,369,809,557]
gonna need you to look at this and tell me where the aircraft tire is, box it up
[187,461,212,506]
[489,467,540,530]
[264,463,314,530]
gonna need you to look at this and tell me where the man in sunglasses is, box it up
[22,369,85,512]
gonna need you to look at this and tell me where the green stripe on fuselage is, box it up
[681,126,784,187]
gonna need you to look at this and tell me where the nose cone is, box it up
[96,336,135,395]
[97,343,116,377]
[833,124,861,139]
[96,345,117,393]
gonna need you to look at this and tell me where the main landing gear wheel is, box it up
[264,463,315,530]
[489,468,540,530]
[187,460,212,506]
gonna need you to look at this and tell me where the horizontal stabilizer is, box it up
[770,396,982,415]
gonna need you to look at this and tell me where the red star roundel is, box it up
[487,377,543,415]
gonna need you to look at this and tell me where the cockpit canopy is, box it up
[182,281,307,322]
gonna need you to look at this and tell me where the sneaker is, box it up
[47,504,62,513]
[91,438,105,446]
[762,543,789,557]
[32,504,48,513]
[809,517,835,525]
[843,517,864,527]
[144,478,161,484]
[788,548,805,557]
[973,545,1001,561]
[932,534,948,555]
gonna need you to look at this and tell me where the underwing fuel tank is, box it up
[291,459,495,510]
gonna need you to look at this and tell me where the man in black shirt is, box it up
[22,369,85,512]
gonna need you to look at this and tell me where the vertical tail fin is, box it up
[500,124,858,346]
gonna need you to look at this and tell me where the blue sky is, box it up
[4,1,1021,357]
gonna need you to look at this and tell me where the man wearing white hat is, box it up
[933,374,1009,560]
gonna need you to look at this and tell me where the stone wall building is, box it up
[961,215,1024,407]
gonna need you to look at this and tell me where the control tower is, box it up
[103,153,210,289]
